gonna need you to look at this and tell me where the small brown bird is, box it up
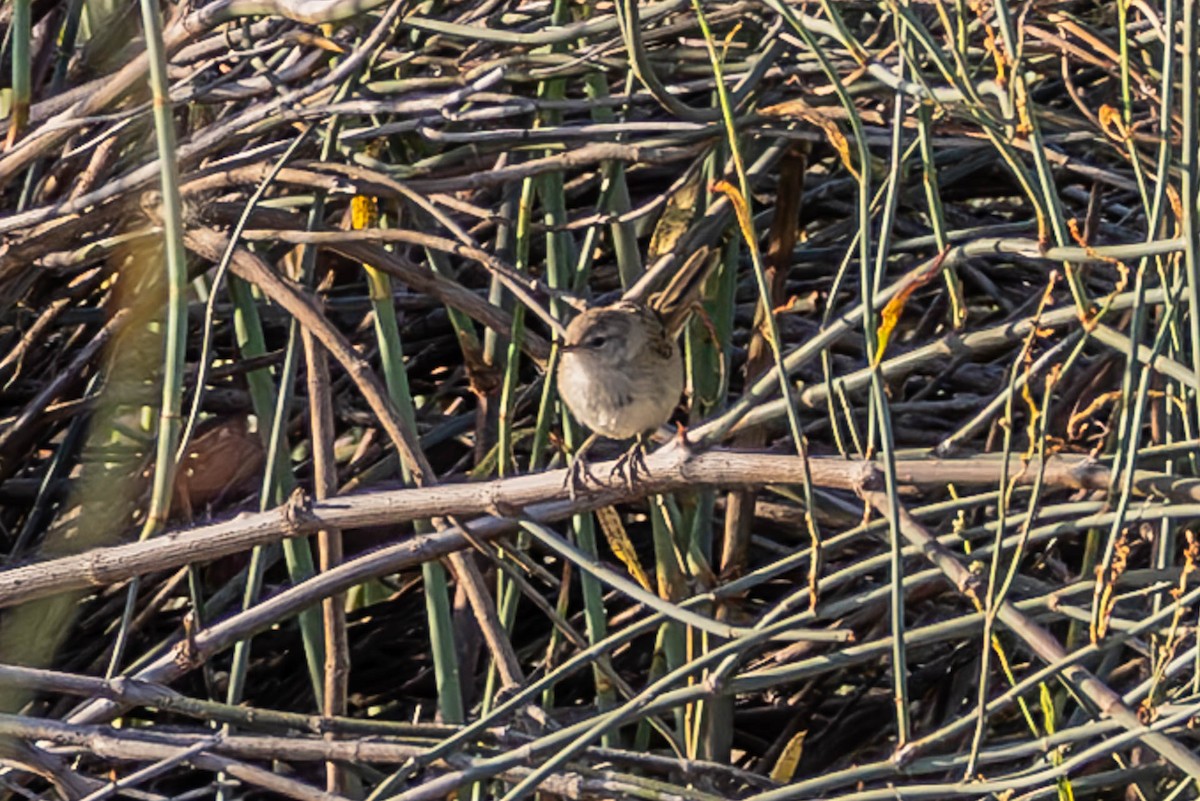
[557,301,683,441]
[556,247,715,492]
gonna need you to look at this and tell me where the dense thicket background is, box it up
[0,0,1199,798]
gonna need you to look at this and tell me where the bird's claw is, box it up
[564,452,599,501]
[609,440,649,491]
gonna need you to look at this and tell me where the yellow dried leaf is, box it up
[1167,185,1184,235]
[758,100,858,180]
[820,119,858,180]
[875,276,924,363]
[712,179,755,247]
[874,293,907,364]
[758,98,810,118]
[721,22,743,60]
[1021,377,1040,455]
[595,505,653,592]
[772,292,819,315]
[974,0,1007,85]
[1098,104,1125,140]
[648,173,703,260]
[351,195,379,230]
[770,730,807,782]
[292,30,346,54]
[874,251,947,365]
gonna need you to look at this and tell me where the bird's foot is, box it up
[564,453,601,501]
[609,437,650,491]
[563,434,601,501]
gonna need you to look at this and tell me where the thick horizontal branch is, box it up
[0,449,1185,610]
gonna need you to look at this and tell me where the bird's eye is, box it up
[586,335,607,349]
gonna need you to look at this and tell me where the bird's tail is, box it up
[647,246,719,337]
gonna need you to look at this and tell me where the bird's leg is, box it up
[564,433,601,501]
[669,421,691,454]
[610,433,650,491]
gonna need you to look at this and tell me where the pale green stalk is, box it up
[9,0,30,141]
[364,243,464,724]
[106,0,191,682]
[136,0,188,542]
[868,23,911,743]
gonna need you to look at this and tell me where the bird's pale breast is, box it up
[557,317,682,439]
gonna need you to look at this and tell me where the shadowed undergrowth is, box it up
[0,0,1198,798]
